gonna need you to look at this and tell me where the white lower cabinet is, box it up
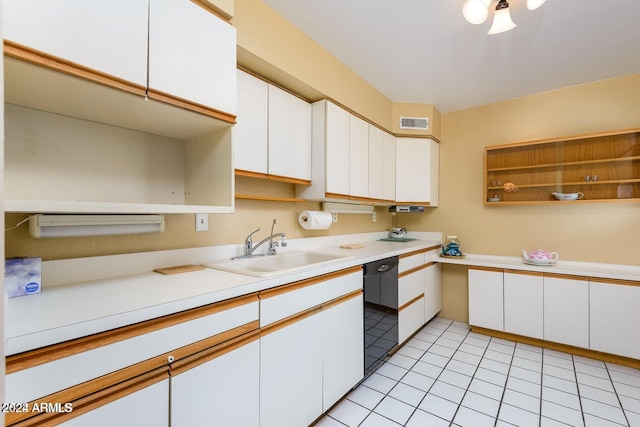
[259,268,364,427]
[399,296,426,344]
[543,275,589,348]
[504,271,543,339]
[59,379,169,427]
[260,313,323,427]
[468,267,504,331]
[590,279,640,359]
[320,294,364,412]
[171,339,260,427]
[425,262,442,322]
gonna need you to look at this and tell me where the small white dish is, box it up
[523,258,557,266]
[488,197,500,202]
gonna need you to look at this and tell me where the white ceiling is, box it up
[262,0,640,113]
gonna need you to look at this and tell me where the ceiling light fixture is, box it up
[463,0,546,34]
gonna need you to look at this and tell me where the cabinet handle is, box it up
[167,355,175,364]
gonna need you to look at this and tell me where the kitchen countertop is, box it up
[7,231,639,356]
[434,253,640,281]
[5,233,442,355]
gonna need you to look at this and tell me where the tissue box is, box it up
[5,257,42,298]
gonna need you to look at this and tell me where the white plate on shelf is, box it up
[523,259,557,266]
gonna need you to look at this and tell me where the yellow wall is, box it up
[400,73,640,322]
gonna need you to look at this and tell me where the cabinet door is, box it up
[325,102,351,196]
[382,133,397,202]
[544,275,589,348]
[59,379,169,427]
[424,262,442,322]
[399,296,425,344]
[171,339,260,427]
[590,280,640,359]
[368,125,384,200]
[349,115,370,198]
[321,294,364,411]
[260,314,323,427]
[468,268,504,331]
[399,269,425,308]
[149,0,237,114]
[268,85,312,181]
[235,70,268,174]
[395,137,431,204]
[504,271,543,339]
[3,0,148,87]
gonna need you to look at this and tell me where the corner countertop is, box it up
[434,253,640,282]
[6,233,442,355]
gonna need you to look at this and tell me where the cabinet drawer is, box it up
[399,268,425,306]
[399,251,426,273]
[6,294,259,404]
[260,267,363,327]
[399,295,425,344]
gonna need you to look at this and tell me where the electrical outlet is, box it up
[195,213,208,232]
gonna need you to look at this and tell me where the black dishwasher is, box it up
[363,256,399,378]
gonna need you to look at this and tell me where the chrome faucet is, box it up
[234,219,287,259]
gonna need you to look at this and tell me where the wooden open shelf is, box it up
[485,129,640,204]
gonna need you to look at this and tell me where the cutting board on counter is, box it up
[154,265,205,275]
[377,237,417,242]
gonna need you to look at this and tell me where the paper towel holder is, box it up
[321,202,377,223]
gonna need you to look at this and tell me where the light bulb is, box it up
[527,0,546,10]
[463,0,491,25]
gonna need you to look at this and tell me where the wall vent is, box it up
[399,116,429,130]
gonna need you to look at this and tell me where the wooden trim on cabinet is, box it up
[191,0,233,22]
[265,174,312,186]
[399,246,441,259]
[234,170,312,186]
[6,366,169,427]
[260,305,324,337]
[398,262,436,279]
[235,194,307,203]
[259,266,363,300]
[395,133,441,144]
[6,320,259,426]
[324,192,351,200]
[147,88,236,124]
[468,266,503,273]
[3,40,147,98]
[504,269,544,277]
[393,201,431,206]
[544,273,590,281]
[260,290,362,338]
[399,294,424,312]
[589,277,640,287]
[485,127,640,151]
[170,329,261,376]
[471,326,640,370]
[235,169,269,180]
[6,293,259,373]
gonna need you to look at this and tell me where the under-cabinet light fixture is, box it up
[28,214,166,238]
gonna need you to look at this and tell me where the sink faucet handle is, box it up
[245,228,261,256]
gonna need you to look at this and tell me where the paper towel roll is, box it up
[298,211,332,230]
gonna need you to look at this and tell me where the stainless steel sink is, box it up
[202,251,353,278]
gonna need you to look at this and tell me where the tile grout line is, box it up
[357,319,454,426]
[605,362,632,427]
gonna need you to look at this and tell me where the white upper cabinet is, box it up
[268,85,312,182]
[149,0,237,115]
[349,115,370,198]
[3,0,148,87]
[235,70,269,175]
[325,101,352,196]
[296,99,396,204]
[396,137,439,206]
[382,132,397,202]
[368,125,384,200]
[235,70,312,182]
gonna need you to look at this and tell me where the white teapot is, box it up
[522,249,559,264]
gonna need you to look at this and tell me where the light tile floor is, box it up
[316,317,640,427]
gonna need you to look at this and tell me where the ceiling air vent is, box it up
[399,116,429,130]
